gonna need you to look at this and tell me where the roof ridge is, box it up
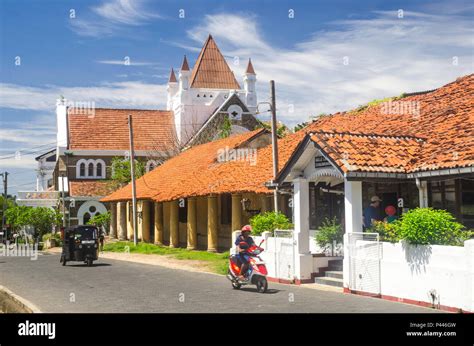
[311,131,425,142]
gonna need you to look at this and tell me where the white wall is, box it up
[350,239,474,312]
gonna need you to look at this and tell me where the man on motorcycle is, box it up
[235,225,255,280]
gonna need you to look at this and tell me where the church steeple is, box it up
[168,68,177,83]
[179,55,191,90]
[245,58,256,75]
[181,55,190,71]
[189,34,241,89]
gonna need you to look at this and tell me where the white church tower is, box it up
[167,35,258,145]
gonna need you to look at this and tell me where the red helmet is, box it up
[241,225,252,233]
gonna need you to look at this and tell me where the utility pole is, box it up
[1,172,8,231]
[270,80,279,212]
[128,115,138,246]
[60,174,66,227]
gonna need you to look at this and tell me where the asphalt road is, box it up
[0,252,439,313]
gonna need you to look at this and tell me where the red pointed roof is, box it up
[190,35,241,89]
[246,59,255,74]
[181,55,190,71]
[168,68,177,83]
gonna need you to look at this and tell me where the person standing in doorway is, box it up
[363,196,383,230]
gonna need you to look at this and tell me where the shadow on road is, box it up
[238,287,280,294]
[64,263,112,268]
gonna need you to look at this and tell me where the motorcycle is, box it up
[227,240,268,293]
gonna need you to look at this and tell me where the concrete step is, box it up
[324,271,343,279]
[314,276,343,288]
[329,265,343,271]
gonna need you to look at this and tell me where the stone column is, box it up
[293,177,313,282]
[109,202,117,238]
[117,202,127,240]
[417,179,428,208]
[187,197,197,250]
[126,201,134,240]
[169,200,179,248]
[139,200,151,242]
[343,179,363,289]
[154,202,164,245]
[231,194,242,232]
[207,195,218,252]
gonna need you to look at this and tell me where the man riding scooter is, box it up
[235,225,255,280]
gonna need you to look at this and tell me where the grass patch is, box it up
[103,241,229,275]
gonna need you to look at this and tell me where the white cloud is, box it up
[0,81,168,111]
[187,9,474,126]
[70,0,161,37]
[97,59,157,66]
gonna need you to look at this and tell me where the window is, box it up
[220,194,231,225]
[146,160,159,173]
[88,163,94,177]
[76,159,106,179]
[79,163,85,177]
[96,163,102,177]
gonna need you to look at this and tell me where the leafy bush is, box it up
[395,208,471,246]
[370,221,400,243]
[250,211,293,236]
[42,232,62,247]
[314,218,343,256]
[87,212,111,230]
[5,206,62,237]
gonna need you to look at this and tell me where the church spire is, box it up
[168,68,177,83]
[181,55,190,71]
[245,58,256,74]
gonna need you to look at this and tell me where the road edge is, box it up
[0,284,42,313]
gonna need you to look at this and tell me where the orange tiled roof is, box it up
[101,129,276,202]
[311,132,424,173]
[305,74,474,173]
[102,74,473,203]
[68,108,175,151]
[70,181,116,197]
[190,35,241,90]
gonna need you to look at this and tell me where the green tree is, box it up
[219,116,232,139]
[110,157,146,187]
[314,218,343,256]
[394,208,471,246]
[87,211,111,232]
[5,206,62,238]
[250,211,293,236]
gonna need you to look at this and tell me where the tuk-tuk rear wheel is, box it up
[60,256,66,266]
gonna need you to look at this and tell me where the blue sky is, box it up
[0,0,473,194]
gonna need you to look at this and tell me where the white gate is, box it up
[347,232,381,294]
[274,230,295,281]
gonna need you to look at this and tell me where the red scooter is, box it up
[227,240,268,293]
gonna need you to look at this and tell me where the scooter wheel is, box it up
[232,281,241,289]
[256,277,268,293]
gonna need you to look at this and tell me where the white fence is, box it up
[347,237,474,312]
[347,232,381,294]
[231,230,296,281]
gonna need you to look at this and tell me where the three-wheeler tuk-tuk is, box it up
[60,225,99,266]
